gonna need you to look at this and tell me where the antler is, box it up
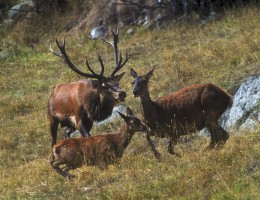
[50,38,104,80]
[101,29,131,77]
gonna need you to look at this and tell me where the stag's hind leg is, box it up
[50,117,59,147]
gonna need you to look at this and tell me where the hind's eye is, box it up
[131,81,134,85]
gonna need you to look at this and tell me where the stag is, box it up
[48,30,131,147]
[131,67,233,158]
[50,107,147,179]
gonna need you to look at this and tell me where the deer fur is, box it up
[50,107,147,179]
[131,67,233,158]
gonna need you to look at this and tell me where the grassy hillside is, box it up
[0,6,260,199]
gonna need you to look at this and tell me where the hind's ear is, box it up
[130,68,138,79]
[126,107,134,117]
[145,66,156,80]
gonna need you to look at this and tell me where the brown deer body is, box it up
[50,107,147,179]
[48,30,131,146]
[131,67,233,158]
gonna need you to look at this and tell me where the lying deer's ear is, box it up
[126,107,134,117]
[118,111,129,122]
[145,66,156,80]
[130,68,138,79]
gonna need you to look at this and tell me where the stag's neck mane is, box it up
[88,80,116,122]
[93,95,115,121]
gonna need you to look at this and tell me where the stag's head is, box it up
[130,67,155,97]
[50,30,131,102]
[97,72,126,102]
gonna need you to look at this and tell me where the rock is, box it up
[8,0,34,20]
[126,28,135,35]
[0,50,14,59]
[95,106,126,125]
[89,25,106,39]
[220,74,260,133]
[143,19,154,29]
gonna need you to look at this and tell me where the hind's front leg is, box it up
[168,137,181,157]
[146,131,161,160]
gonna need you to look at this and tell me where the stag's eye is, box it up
[102,83,109,89]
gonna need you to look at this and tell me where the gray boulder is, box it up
[8,0,34,20]
[89,25,106,39]
[220,74,260,133]
[0,49,14,59]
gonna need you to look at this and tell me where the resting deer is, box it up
[50,107,147,179]
[131,67,233,158]
[48,30,131,147]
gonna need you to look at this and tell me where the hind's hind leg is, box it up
[216,126,229,148]
[204,110,222,149]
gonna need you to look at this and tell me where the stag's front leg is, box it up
[64,127,76,139]
[79,116,93,137]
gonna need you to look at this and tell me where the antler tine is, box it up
[85,53,105,78]
[102,29,131,77]
[50,38,104,80]
[97,53,105,77]
[110,51,132,77]
[50,38,65,58]
[111,29,119,66]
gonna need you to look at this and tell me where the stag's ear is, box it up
[112,72,125,82]
[126,107,134,117]
[145,67,156,80]
[130,68,138,79]
[118,111,129,122]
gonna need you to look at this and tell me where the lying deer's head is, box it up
[118,107,147,132]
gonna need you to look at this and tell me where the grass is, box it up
[0,5,260,199]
